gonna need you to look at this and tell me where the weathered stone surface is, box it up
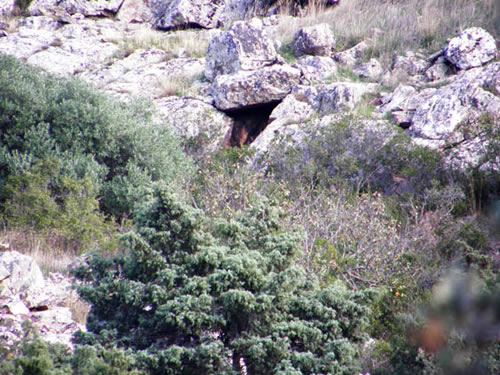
[353,58,383,80]
[292,23,335,57]
[392,51,429,76]
[153,96,233,150]
[293,82,379,115]
[223,0,255,21]
[0,1,15,16]
[205,18,278,81]
[154,0,226,30]
[117,0,154,23]
[211,65,302,111]
[378,84,417,114]
[28,0,123,17]
[0,251,45,296]
[425,57,452,82]
[445,27,498,70]
[333,40,369,67]
[269,93,314,124]
[1,295,30,315]
[295,55,337,82]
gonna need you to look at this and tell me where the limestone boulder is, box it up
[211,65,302,111]
[293,82,379,115]
[333,41,369,67]
[153,97,233,153]
[353,58,383,80]
[445,27,498,70]
[205,18,278,82]
[295,55,337,82]
[117,0,154,23]
[292,23,335,57]
[154,0,226,31]
[0,1,16,16]
[0,251,45,296]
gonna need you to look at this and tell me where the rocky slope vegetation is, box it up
[0,0,500,373]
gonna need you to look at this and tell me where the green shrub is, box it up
[73,187,374,374]
[0,53,192,223]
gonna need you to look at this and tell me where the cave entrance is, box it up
[224,101,280,147]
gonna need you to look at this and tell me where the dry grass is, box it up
[66,290,90,325]
[0,230,78,274]
[113,26,209,59]
[270,0,497,67]
[156,74,197,98]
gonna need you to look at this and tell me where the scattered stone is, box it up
[293,82,379,115]
[425,57,452,81]
[211,65,301,111]
[269,93,315,124]
[117,0,154,23]
[205,18,278,81]
[445,27,498,70]
[0,251,45,296]
[292,23,335,57]
[353,58,383,80]
[333,40,369,67]
[295,55,338,82]
[154,0,226,30]
[392,51,429,76]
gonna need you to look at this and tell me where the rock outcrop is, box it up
[0,251,87,349]
[292,23,335,57]
[154,0,226,30]
[205,18,279,82]
[445,27,498,70]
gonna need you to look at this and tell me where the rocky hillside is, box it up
[1,0,500,373]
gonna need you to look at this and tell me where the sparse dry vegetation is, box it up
[270,0,497,67]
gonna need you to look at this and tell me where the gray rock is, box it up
[154,0,226,30]
[333,41,369,67]
[353,58,383,80]
[292,23,335,57]
[445,27,498,70]
[392,51,429,76]
[425,58,452,82]
[205,18,278,82]
[153,96,233,152]
[269,93,315,124]
[293,82,379,115]
[211,64,301,111]
[117,0,154,23]
[0,1,15,16]
[0,251,45,296]
[295,55,337,82]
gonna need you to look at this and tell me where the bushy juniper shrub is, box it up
[73,187,375,374]
[0,53,192,224]
[0,322,145,375]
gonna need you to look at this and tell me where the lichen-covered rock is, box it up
[269,93,314,124]
[292,23,335,57]
[353,58,383,80]
[333,40,369,67]
[211,65,301,111]
[445,27,498,70]
[205,18,278,81]
[0,251,45,296]
[154,0,226,30]
[0,0,16,16]
[153,96,233,152]
[117,0,154,23]
[391,51,429,76]
[293,82,379,115]
[295,55,337,82]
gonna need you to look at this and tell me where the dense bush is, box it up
[0,53,192,224]
[73,187,374,374]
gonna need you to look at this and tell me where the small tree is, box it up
[74,187,374,374]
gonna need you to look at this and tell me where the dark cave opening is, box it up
[224,101,280,147]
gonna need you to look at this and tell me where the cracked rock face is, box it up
[445,27,498,70]
[205,18,278,82]
[292,23,335,57]
[211,65,301,111]
[153,0,226,30]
